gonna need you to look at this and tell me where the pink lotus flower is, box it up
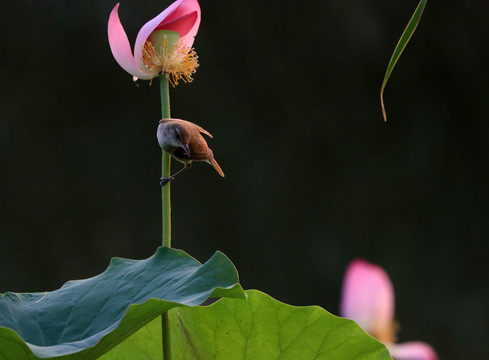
[108,0,201,84]
[341,259,438,360]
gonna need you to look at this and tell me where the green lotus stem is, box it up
[161,311,172,359]
[160,74,172,248]
[159,73,172,360]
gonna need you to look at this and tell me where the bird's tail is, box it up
[208,157,225,177]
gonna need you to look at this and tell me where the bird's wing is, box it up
[186,120,213,138]
[159,118,213,138]
[188,134,212,161]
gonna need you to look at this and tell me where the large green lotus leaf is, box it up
[0,247,244,360]
[103,290,392,360]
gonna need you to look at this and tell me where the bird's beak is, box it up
[182,144,190,156]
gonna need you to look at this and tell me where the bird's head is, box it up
[166,123,191,156]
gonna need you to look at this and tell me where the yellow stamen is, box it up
[371,320,398,344]
[142,36,199,86]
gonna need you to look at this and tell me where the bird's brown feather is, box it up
[208,157,225,177]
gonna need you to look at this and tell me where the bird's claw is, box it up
[160,177,174,186]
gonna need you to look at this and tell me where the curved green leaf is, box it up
[103,290,391,360]
[0,247,244,359]
[380,0,427,121]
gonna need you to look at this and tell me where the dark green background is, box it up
[1,0,488,358]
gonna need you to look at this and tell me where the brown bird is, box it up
[157,118,225,185]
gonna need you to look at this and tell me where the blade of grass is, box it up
[380,0,427,121]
